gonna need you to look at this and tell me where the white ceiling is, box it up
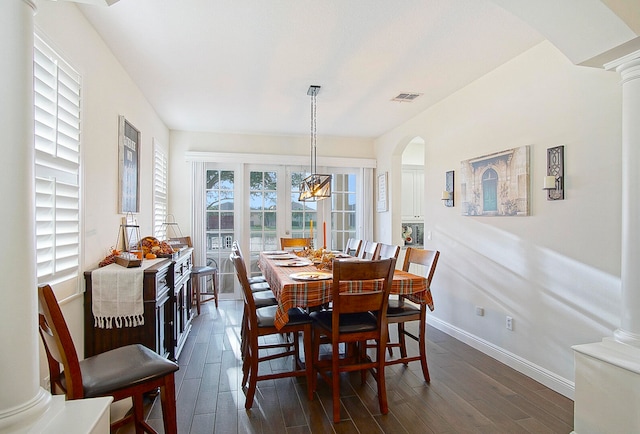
[78,0,543,139]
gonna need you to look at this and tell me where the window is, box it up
[290,171,317,241]
[34,35,81,284]
[331,172,357,251]
[153,140,168,239]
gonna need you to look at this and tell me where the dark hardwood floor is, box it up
[122,299,574,433]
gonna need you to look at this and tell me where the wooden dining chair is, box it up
[376,243,400,261]
[310,258,396,423]
[232,240,272,292]
[357,240,380,260]
[280,237,312,251]
[230,252,314,409]
[385,248,440,382]
[344,238,362,256]
[37,284,179,434]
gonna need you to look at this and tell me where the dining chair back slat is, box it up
[344,238,362,256]
[376,243,400,261]
[358,240,380,260]
[280,237,312,250]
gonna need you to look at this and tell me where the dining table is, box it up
[258,251,434,330]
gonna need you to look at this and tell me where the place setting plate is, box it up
[289,271,333,281]
[276,260,310,267]
[263,250,289,255]
[269,254,298,260]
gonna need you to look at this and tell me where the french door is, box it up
[205,163,332,299]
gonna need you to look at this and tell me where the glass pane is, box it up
[347,193,356,208]
[348,174,356,191]
[250,212,262,229]
[219,171,234,189]
[291,172,306,188]
[264,171,277,190]
[250,192,262,210]
[206,170,218,189]
[264,192,276,209]
[250,171,263,190]
[221,212,234,230]
[292,212,303,230]
[206,212,219,230]
[220,190,234,207]
[264,212,277,230]
[206,191,219,209]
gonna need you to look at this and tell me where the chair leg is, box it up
[193,275,201,316]
[212,270,218,308]
[311,328,321,392]
[160,375,178,434]
[398,322,408,361]
[303,325,314,401]
[418,312,430,383]
[376,336,389,415]
[332,340,341,423]
[244,335,260,409]
[133,393,145,434]
[359,341,368,385]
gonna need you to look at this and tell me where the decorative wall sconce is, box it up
[543,145,564,200]
[442,170,454,207]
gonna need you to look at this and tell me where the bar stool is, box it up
[191,265,218,314]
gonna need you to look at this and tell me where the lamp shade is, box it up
[299,174,332,201]
[543,175,557,190]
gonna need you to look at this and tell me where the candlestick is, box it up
[310,220,313,239]
[323,221,326,249]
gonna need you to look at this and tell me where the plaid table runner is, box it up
[258,253,434,330]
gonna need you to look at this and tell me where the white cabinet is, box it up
[402,168,424,221]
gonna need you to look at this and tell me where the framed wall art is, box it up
[118,115,141,213]
[377,172,388,212]
[460,145,530,216]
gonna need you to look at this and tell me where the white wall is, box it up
[376,40,622,396]
[34,1,170,369]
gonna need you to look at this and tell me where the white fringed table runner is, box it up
[91,262,145,329]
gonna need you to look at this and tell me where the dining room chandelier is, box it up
[299,85,331,202]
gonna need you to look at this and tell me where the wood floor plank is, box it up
[190,413,215,434]
[194,362,221,415]
[214,390,239,433]
[274,378,309,428]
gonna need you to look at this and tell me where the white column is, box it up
[0,0,52,431]
[614,53,640,345]
[572,50,640,434]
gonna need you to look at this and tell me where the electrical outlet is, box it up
[475,306,484,316]
[506,316,513,331]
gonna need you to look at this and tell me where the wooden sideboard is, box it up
[84,248,193,360]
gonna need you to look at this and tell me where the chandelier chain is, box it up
[310,90,317,174]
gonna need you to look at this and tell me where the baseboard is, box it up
[428,317,575,400]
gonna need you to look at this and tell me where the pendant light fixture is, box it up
[299,85,331,201]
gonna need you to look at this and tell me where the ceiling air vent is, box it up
[391,92,422,102]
